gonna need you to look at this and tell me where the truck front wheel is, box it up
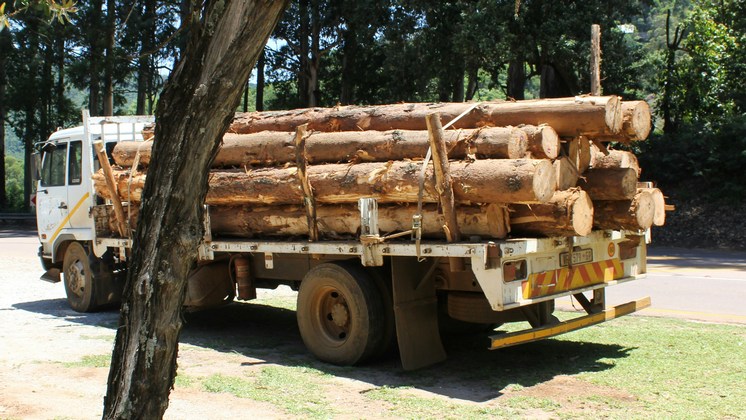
[63,242,97,312]
[297,261,385,366]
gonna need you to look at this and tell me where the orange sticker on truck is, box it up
[522,258,624,299]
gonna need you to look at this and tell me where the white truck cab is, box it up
[35,111,153,310]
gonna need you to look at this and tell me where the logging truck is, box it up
[34,106,652,370]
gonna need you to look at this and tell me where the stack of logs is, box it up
[93,95,666,241]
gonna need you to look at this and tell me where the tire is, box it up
[297,261,385,366]
[63,242,98,312]
[367,267,396,360]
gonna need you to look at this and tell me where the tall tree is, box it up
[102,0,288,417]
[0,12,11,209]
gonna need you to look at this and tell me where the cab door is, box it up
[36,141,69,242]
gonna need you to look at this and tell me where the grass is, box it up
[199,366,333,418]
[363,385,516,418]
[558,315,746,419]
[62,354,111,368]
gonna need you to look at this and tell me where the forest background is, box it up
[1,0,744,248]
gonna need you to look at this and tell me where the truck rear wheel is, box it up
[63,242,97,312]
[297,261,385,366]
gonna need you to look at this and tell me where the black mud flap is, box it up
[391,256,446,370]
[40,268,61,283]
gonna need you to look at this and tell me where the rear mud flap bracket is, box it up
[392,257,447,370]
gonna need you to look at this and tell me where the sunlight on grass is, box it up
[201,366,332,417]
[63,354,111,368]
[363,386,515,418]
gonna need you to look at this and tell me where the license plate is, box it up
[560,249,593,266]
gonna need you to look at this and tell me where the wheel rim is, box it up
[66,258,87,298]
[312,285,351,345]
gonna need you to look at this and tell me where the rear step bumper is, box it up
[489,296,652,350]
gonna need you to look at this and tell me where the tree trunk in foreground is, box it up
[102,1,287,419]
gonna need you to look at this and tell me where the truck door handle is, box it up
[58,203,68,209]
[38,189,48,194]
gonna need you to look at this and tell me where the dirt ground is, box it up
[0,230,671,419]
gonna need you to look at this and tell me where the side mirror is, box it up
[31,152,42,181]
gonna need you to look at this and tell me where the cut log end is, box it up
[532,160,558,203]
[571,190,594,236]
[604,95,623,134]
[627,101,652,141]
[522,125,560,159]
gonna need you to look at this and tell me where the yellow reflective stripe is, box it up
[50,192,91,243]
[489,296,651,349]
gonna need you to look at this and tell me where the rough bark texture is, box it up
[108,203,510,240]
[593,190,655,231]
[102,2,288,419]
[95,159,556,206]
[596,101,651,142]
[230,96,623,138]
[510,189,593,237]
[577,168,638,201]
[111,126,528,167]
[426,113,464,271]
[520,124,560,159]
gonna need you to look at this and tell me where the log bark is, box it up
[510,189,593,237]
[593,190,655,231]
[111,203,510,240]
[596,101,651,142]
[426,113,464,271]
[520,124,560,159]
[93,159,556,205]
[577,168,638,200]
[590,148,641,176]
[230,96,623,138]
[112,126,529,167]
[591,24,602,96]
[93,141,128,237]
[95,158,557,206]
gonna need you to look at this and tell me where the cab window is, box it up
[68,141,82,185]
[40,143,68,187]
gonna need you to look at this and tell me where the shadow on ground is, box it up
[14,297,634,403]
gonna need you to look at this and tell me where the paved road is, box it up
[2,227,745,324]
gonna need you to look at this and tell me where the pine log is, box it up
[510,189,593,237]
[520,125,560,159]
[554,157,579,190]
[593,190,655,231]
[113,127,529,168]
[595,101,651,142]
[576,168,638,200]
[230,96,623,138]
[640,187,666,226]
[591,148,641,176]
[94,159,557,206]
[109,203,510,240]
